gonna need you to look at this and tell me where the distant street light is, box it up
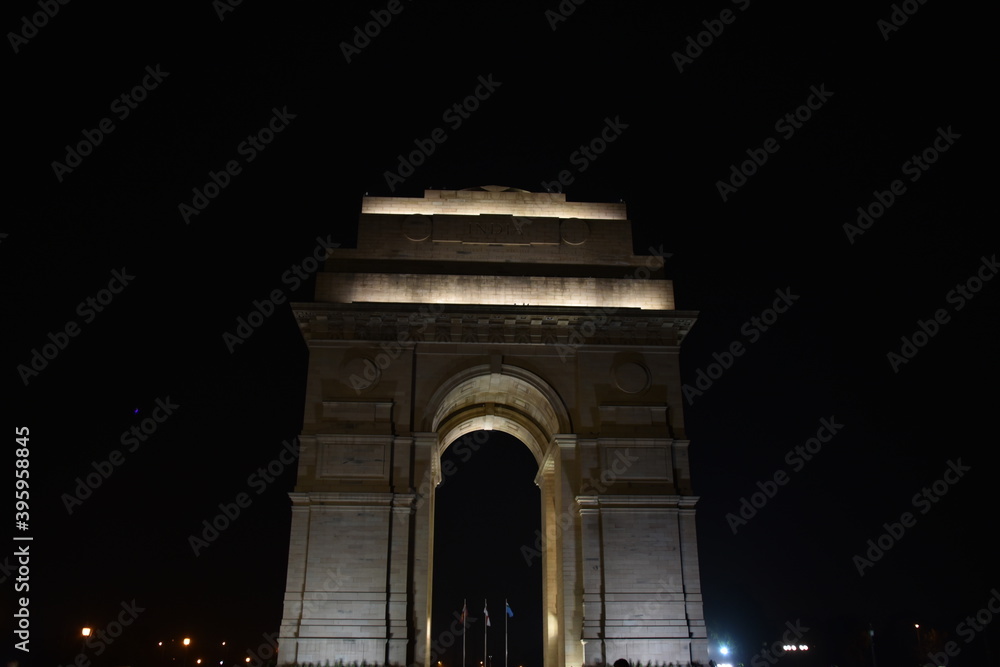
[183,637,192,646]
[80,627,92,653]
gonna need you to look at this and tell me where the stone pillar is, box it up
[577,495,605,667]
[279,492,397,665]
[585,494,704,667]
[554,435,584,667]
[388,493,415,665]
[679,501,708,664]
[538,453,561,667]
[278,496,311,665]
[411,433,438,667]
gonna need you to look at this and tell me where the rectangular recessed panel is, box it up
[318,441,389,479]
[432,215,559,245]
[602,446,670,481]
[598,405,669,426]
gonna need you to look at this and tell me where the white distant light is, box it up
[799,644,808,650]
[719,646,729,656]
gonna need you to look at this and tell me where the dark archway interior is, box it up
[431,431,543,667]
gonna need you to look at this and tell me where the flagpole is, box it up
[484,599,488,667]
[504,598,508,667]
[463,598,467,667]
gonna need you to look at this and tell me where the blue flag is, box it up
[506,602,513,617]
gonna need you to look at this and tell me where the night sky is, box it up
[4,1,995,666]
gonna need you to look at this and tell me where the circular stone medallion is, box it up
[560,219,589,245]
[614,361,650,394]
[343,357,380,392]
[403,215,432,242]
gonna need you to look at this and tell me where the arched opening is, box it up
[420,365,574,667]
[430,431,542,667]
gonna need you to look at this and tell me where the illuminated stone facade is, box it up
[278,186,708,667]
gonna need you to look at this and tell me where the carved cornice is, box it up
[291,302,697,347]
[575,494,700,511]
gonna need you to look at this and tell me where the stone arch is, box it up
[280,188,708,667]
[425,364,572,465]
[422,364,573,667]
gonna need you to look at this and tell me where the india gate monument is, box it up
[278,186,708,667]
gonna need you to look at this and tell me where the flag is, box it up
[506,602,513,618]
[484,603,490,627]
[461,601,468,624]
